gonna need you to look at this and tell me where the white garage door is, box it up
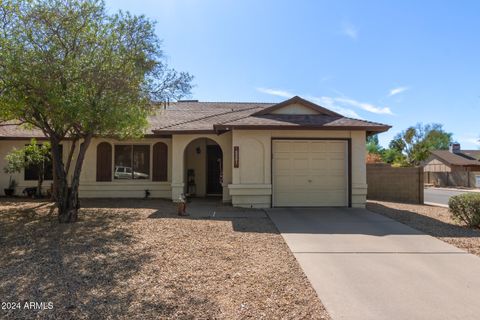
[272,140,348,207]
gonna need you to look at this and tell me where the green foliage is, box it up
[0,0,192,218]
[4,139,50,173]
[3,148,25,175]
[384,123,452,166]
[0,0,193,139]
[381,148,407,166]
[3,139,50,195]
[449,193,480,227]
[366,134,383,154]
[24,139,51,169]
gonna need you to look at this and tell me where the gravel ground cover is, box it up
[367,201,480,256]
[0,198,329,320]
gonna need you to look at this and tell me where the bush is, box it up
[449,193,480,227]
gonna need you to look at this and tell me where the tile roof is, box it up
[430,150,480,166]
[0,97,391,138]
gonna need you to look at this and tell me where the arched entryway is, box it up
[183,138,224,197]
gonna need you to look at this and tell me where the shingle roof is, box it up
[151,99,390,133]
[462,150,480,160]
[0,97,391,138]
[212,114,388,130]
[430,150,480,166]
[0,122,45,139]
[149,102,269,132]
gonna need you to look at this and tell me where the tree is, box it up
[366,134,384,155]
[0,0,193,222]
[4,139,51,197]
[386,123,452,166]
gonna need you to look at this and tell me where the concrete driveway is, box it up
[267,207,480,320]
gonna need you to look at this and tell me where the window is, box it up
[114,145,150,179]
[24,144,62,181]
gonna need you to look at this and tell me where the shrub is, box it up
[449,193,480,227]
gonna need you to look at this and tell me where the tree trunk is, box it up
[37,173,43,198]
[67,135,92,222]
[50,134,91,223]
[51,137,70,222]
[51,148,58,201]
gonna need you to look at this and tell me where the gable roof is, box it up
[429,150,480,166]
[0,97,391,138]
[251,96,343,117]
[151,97,390,134]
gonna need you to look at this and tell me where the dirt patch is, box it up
[367,201,480,256]
[0,198,329,319]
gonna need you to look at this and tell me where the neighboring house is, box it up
[423,143,480,188]
[0,96,390,208]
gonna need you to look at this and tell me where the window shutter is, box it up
[96,142,112,182]
[152,142,168,181]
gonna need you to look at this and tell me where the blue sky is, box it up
[105,0,480,149]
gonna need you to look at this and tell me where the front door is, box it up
[206,145,223,195]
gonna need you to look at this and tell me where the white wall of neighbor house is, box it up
[228,129,367,208]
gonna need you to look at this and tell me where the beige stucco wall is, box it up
[184,138,207,197]
[1,129,368,207]
[183,138,222,197]
[171,132,232,203]
[79,138,172,198]
[0,138,172,198]
[270,103,319,115]
[0,139,76,195]
[229,129,367,208]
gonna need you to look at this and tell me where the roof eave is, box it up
[213,124,391,132]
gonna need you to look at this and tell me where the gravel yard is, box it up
[0,198,328,320]
[367,201,480,256]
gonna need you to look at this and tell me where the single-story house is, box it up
[0,96,390,208]
[423,143,480,188]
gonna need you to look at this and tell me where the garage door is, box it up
[272,140,348,207]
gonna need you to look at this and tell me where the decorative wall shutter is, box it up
[96,142,112,182]
[152,142,168,181]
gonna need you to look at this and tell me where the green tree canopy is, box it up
[4,139,51,196]
[386,123,452,166]
[366,134,383,155]
[0,0,193,222]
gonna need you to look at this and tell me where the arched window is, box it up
[96,142,112,181]
[152,142,168,181]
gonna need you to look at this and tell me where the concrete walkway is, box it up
[186,198,266,218]
[267,207,480,320]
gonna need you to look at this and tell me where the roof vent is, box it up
[449,142,461,154]
[178,99,199,103]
